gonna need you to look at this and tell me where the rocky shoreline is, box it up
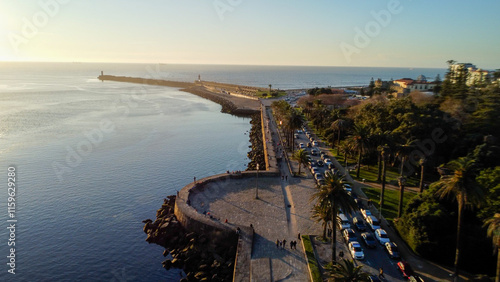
[143,196,237,281]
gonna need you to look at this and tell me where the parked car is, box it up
[409,275,425,282]
[368,275,381,282]
[342,228,357,242]
[307,142,312,148]
[294,133,299,139]
[312,141,319,146]
[361,209,372,221]
[328,163,336,170]
[299,143,305,149]
[311,148,318,156]
[352,216,367,232]
[320,152,327,160]
[367,215,381,231]
[375,229,390,245]
[343,184,352,192]
[311,167,320,174]
[361,232,377,248]
[296,130,303,134]
[384,242,400,259]
[317,160,324,167]
[397,261,415,279]
[314,173,324,182]
[348,241,365,260]
[308,160,316,168]
[337,214,350,230]
[316,179,326,185]
[324,158,332,166]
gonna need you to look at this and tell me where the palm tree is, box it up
[311,174,358,263]
[483,213,500,282]
[339,140,354,168]
[292,149,308,175]
[325,259,370,281]
[419,157,427,193]
[379,145,391,219]
[268,84,272,96]
[434,157,486,281]
[348,124,371,178]
[394,138,416,176]
[312,203,332,240]
[286,110,303,152]
[331,119,349,155]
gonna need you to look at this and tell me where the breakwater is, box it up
[98,75,260,117]
[98,74,194,88]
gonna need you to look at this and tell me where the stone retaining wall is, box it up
[174,171,279,281]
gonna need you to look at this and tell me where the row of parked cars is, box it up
[337,210,424,280]
[299,124,423,281]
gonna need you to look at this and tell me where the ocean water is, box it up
[0,62,445,281]
[0,62,252,281]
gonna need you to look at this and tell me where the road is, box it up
[294,126,407,281]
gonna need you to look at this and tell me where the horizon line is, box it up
[0,60,450,70]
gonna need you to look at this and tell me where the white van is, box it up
[337,214,350,230]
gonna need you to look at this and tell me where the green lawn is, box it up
[362,186,417,222]
[256,90,287,98]
[302,235,322,282]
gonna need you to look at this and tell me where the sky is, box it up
[0,0,499,68]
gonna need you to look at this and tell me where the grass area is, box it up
[302,235,322,282]
[255,90,287,98]
[362,186,418,222]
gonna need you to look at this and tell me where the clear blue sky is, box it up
[1,0,499,68]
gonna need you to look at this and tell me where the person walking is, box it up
[276,239,280,249]
[282,239,287,248]
[379,267,384,279]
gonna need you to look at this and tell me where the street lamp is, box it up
[397,176,407,218]
[255,164,259,199]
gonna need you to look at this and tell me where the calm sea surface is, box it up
[0,62,445,281]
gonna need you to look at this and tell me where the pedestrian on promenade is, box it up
[298,233,301,240]
[281,175,284,180]
[339,250,344,259]
[279,240,282,248]
[379,267,384,279]
[282,239,287,248]
[193,176,196,183]
[276,239,280,248]
[285,175,288,181]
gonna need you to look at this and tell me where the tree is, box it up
[379,145,391,219]
[325,259,370,281]
[285,109,303,152]
[331,119,350,155]
[348,124,371,178]
[268,84,272,96]
[483,213,500,282]
[433,157,487,281]
[394,138,416,176]
[312,203,332,240]
[419,157,427,193]
[311,174,358,263]
[292,149,309,175]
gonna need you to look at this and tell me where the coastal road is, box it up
[294,128,406,281]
